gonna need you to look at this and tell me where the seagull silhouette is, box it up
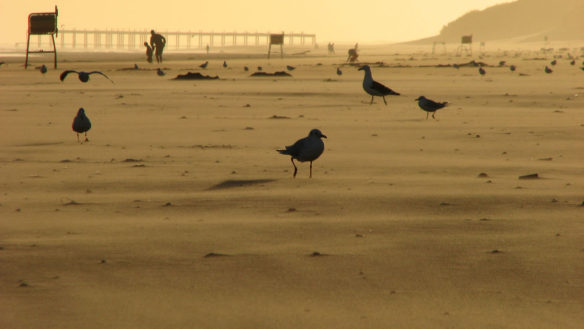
[277,129,327,178]
[72,108,91,143]
[479,67,486,75]
[157,68,165,76]
[286,65,295,71]
[358,65,400,105]
[199,61,208,69]
[336,67,342,75]
[416,96,448,120]
[570,60,575,65]
[510,65,516,72]
[545,66,553,74]
[257,66,263,71]
[60,70,113,83]
[39,65,48,74]
[244,66,249,71]
[223,61,228,68]
[550,59,557,66]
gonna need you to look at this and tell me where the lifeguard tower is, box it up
[25,6,58,69]
[268,33,284,59]
[456,35,472,56]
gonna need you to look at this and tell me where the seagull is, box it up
[223,61,228,68]
[257,66,263,71]
[453,63,460,69]
[39,64,48,74]
[498,60,506,67]
[415,96,448,120]
[479,67,486,75]
[550,59,557,66]
[336,67,342,75]
[570,60,575,65]
[286,65,295,71]
[244,66,249,71]
[60,70,113,83]
[199,61,208,69]
[157,68,165,76]
[277,129,327,178]
[72,108,91,143]
[510,65,516,72]
[358,65,400,105]
[545,66,553,74]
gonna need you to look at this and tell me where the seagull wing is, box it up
[278,138,306,157]
[424,98,448,110]
[89,71,114,83]
[372,80,400,95]
[60,70,78,81]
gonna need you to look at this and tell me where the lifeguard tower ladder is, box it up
[25,6,58,69]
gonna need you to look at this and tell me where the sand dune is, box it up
[0,47,583,329]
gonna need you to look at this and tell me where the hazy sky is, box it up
[1,0,509,46]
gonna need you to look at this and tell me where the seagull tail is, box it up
[277,149,290,155]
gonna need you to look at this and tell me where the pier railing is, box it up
[28,29,317,50]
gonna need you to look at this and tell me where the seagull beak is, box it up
[358,66,364,71]
[321,134,327,139]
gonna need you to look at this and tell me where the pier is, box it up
[34,29,317,50]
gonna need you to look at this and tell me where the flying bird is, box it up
[72,108,91,143]
[60,70,113,83]
[157,68,165,76]
[415,96,448,120]
[358,65,400,105]
[277,129,327,178]
[478,67,486,75]
[336,67,342,76]
[510,65,516,72]
[199,61,208,69]
[545,66,553,74]
[286,65,295,71]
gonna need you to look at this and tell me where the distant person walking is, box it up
[144,42,153,63]
[150,30,166,63]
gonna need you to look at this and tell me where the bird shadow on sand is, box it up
[206,179,277,191]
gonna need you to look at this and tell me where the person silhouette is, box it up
[150,30,166,63]
[144,42,153,63]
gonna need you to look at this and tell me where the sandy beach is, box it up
[1,45,583,329]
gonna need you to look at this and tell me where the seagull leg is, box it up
[382,96,387,105]
[370,96,374,105]
[291,157,297,178]
[426,112,429,120]
[310,161,313,178]
[432,113,436,120]
[84,132,89,142]
[76,133,80,143]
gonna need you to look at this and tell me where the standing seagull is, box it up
[510,65,516,72]
[550,59,557,66]
[244,66,249,71]
[39,64,48,74]
[336,67,342,76]
[72,108,91,143]
[223,61,228,68]
[286,65,295,71]
[358,65,400,105]
[545,66,553,74]
[157,68,165,76]
[277,129,327,178]
[415,96,448,120]
[478,66,486,75]
[199,61,208,69]
[60,70,114,83]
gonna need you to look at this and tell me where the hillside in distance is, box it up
[414,0,584,43]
